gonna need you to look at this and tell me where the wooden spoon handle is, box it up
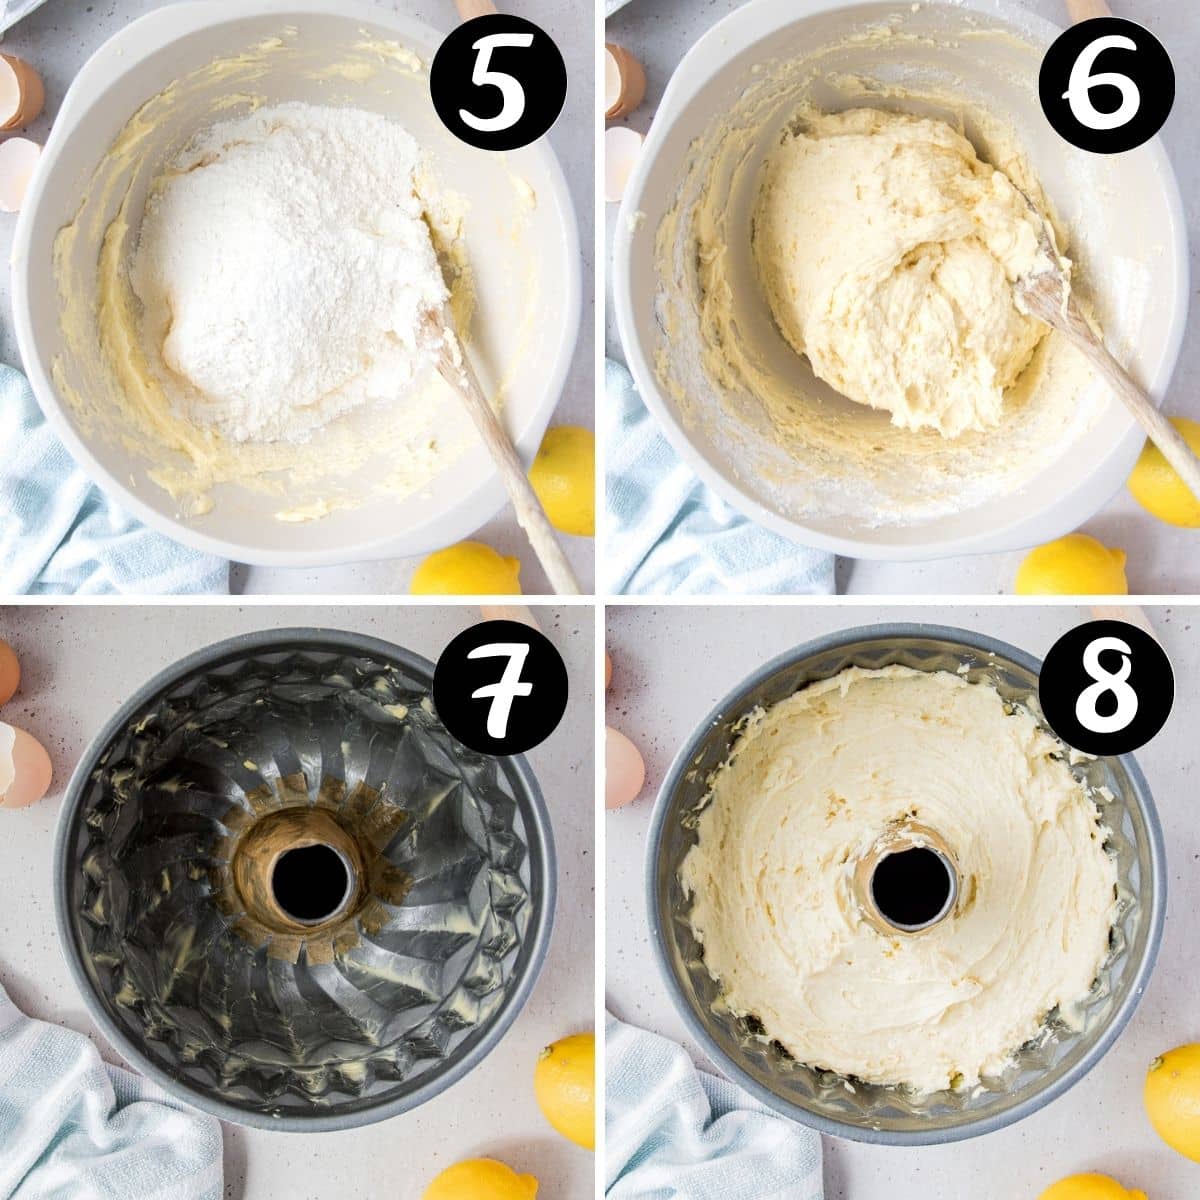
[1063,326,1200,502]
[445,0,580,595]
[430,311,582,595]
[1066,0,1112,20]
[457,382,583,595]
[455,0,497,19]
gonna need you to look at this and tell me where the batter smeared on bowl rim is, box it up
[680,666,1117,1094]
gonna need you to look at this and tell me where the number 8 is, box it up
[460,31,535,133]
[1062,34,1141,131]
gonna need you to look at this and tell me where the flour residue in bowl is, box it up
[679,666,1118,1094]
[130,102,449,445]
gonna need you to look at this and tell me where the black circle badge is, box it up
[433,620,568,755]
[1039,620,1173,756]
[1039,17,1174,154]
[429,15,567,151]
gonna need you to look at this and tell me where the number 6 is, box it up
[1062,34,1141,131]
[460,31,535,133]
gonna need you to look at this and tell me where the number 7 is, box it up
[469,641,534,740]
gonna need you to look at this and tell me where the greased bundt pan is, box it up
[54,629,555,1131]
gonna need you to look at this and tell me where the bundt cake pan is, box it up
[54,629,555,1131]
[648,624,1165,1145]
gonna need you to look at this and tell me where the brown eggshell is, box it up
[0,54,44,131]
[605,44,646,120]
[0,640,18,706]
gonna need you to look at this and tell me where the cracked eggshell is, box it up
[0,722,52,809]
[605,126,643,203]
[0,136,41,212]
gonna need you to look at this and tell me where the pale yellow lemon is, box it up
[533,1032,595,1150]
[528,426,595,537]
[1127,418,1200,527]
[422,1158,538,1200]
[410,542,521,596]
[1038,1173,1146,1200]
[1014,533,1128,595]
[1145,1043,1200,1162]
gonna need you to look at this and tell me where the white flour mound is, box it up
[131,102,448,444]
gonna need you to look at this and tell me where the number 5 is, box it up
[1062,34,1141,131]
[460,32,534,133]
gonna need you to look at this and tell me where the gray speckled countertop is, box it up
[604,0,1200,596]
[0,604,595,1200]
[606,603,1200,1200]
[0,0,595,595]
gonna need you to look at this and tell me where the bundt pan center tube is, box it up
[53,629,556,1131]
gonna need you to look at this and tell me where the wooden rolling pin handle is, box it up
[1066,0,1113,21]
[480,604,542,632]
[1090,606,1156,637]
[455,0,498,19]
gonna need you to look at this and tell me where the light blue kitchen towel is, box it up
[605,360,835,595]
[0,982,223,1200]
[606,1014,823,1200]
[0,364,228,594]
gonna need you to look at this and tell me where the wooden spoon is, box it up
[423,305,581,594]
[1029,6,1200,501]
[443,0,582,595]
[1013,209,1200,505]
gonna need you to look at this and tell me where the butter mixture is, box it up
[130,102,448,444]
[754,108,1054,438]
[680,667,1117,1093]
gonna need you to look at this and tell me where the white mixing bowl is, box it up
[12,0,581,567]
[612,0,1187,561]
